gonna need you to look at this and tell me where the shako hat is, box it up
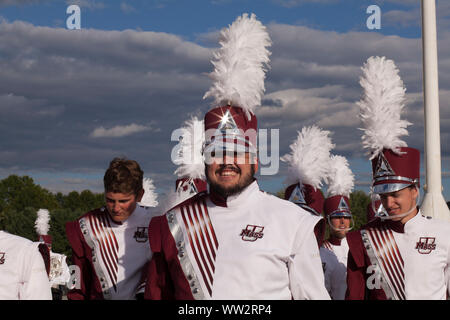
[366,200,384,222]
[35,208,52,246]
[281,125,334,216]
[323,155,354,218]
[284,183,325,216]
[173,116,207,196]
[357,56,419,194]
[175,178,207,196]
[138,177,158,207]
[202,13,271,156]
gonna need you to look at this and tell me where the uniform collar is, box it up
[104,205,145,226]
[210,180,259,208]
[328,236,343,246]
[384,208,420,234]
[403,209,422,233]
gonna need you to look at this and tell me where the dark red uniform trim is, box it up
[345,218,389,300]
[65,209,106,300]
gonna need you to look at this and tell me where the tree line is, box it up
[0,175,104,262]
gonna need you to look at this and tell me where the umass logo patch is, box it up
[239,225,264,242]
[133,227,148,243]
[415,237,436,254]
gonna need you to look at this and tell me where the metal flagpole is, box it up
[419,0,450,221]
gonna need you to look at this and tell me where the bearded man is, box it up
[144,13,329,300]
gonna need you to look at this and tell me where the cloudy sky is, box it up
[0,0,449,202]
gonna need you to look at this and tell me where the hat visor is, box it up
[204,141,257,155]
[329,211,352,218]
[373,182,412,194]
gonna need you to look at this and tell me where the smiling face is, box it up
[105,190,143,223]
[206,151,257,198]
[329,216,352,239]
[379,185,418,223]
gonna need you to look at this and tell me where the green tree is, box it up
[0,175,58,212]
[349,190,371,230]
[50,208,84,259]
[79,190,104,212]
[62,191,81,212]
[0,175,105,262]
[0,207,37,241]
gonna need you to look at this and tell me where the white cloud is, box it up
[120,2,136,14]
[383,9,420,27]
[383,1,450,29]
[90,123,155,138]
[0,17,449,197]
[64,0,105,10]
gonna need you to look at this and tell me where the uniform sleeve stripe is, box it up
[196,201,217,259]
[180,205,213,296]
[202,198,219,249]
[89,213,118,290]
[368,228,405,300]
[375,228,405,299]
[189,203,216,272]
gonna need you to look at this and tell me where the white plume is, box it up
[326,155,354,197]
[357,56,411,159]
[173,117,205,180]
[35,208,50,236]
[281,125,335,189]
[139,177,158,207]
[203,13,271,119]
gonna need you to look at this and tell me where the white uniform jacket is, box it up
[346,211,450,300]
[145,181,330,300]
[320,237,348,300]
[66,205,155,300]
[0,231,52,300]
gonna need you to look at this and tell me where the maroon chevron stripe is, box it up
[88,213,119,291]
[180,205,213,296]
[368,227,405,300]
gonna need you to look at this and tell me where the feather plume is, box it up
[173,116,205,180]
[203,13,271,119]
[139,177,158,207]
[357,56,411,159]
[326,155,354,197]
[281,125,335,189]
[35,208,50,236]
[153,189,184,216]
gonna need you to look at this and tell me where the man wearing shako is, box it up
[145,13,330,300]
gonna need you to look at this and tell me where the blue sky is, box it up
[0,0,449,203]
[0,1,424,38]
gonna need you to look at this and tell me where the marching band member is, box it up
[0,230,52,300]
[320,155,355,300]
[281,125,334,246]
[65,158,158,299]
[345,56,450,300]
[144,13,330,300]
[35,208,71,299]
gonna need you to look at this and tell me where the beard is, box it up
[207,164,256,198]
